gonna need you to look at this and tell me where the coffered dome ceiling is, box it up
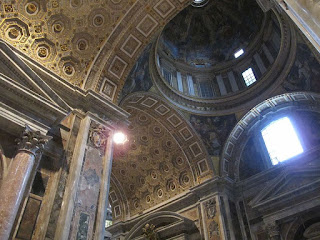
[109,92,213,221]
[0,0,190,95]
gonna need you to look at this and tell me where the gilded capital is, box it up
[16,125,52,155]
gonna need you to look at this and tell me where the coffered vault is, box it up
[0,0,190,97]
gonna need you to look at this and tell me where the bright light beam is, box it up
[261,117,303,165]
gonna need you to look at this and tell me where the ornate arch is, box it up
[221,92,320,181]
[110,92,213,221]
[85,0,191,98]
[124,211,199,240]
[109,174,130,222]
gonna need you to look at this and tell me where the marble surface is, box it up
[0,152,35,239]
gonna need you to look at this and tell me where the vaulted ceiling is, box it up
[0,0,190,100]
[110,92,213,221]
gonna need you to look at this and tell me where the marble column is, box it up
[0,125,51,240]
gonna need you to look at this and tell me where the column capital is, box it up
[16,125,52,156]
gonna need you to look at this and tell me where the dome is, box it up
[159,0,264,68]
[151,0,295,115]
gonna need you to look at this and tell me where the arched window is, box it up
[261,117,304,165]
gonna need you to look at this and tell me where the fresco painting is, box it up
[120,44,153,101]
[190,114,237,156]
[283,37,320,92]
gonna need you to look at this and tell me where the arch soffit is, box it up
[221,91,320,181]
[86,0,191,99]
[110,92,214,221]
[120,91,214,180]
[109,173,130,222]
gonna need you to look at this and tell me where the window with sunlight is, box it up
[234,49,244,58]
[261,117,303,165]
[242,68,256,86]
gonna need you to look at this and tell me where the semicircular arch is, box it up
[110,92,214,221]
[221,91,320,181]
[85,0,191,99]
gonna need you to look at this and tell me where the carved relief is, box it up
[303,222,320,239]
[208,221,220,239]
[205,199,217,219]
[88,123,109,155]
[142,224,159,240]
[266,223,281,240]
[203,198,221,240]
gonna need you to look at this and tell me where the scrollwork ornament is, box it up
[16,125,52,155]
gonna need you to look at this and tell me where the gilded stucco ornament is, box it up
[0,0,191,92]
[31,38,56,61]
[1,19,30,43]
[25,2,39,15]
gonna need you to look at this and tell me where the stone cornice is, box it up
[0,73,68,132]
[109,176,235,231]
[16,51,130,125]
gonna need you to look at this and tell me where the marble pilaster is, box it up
[55,114,114,240]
